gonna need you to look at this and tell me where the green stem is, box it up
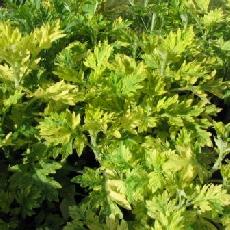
[150,12,156,32]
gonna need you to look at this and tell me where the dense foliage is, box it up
[0,0,230,229]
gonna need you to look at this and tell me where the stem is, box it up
[150,12,156,32]
[212,152,223,171]
[94,2,98,14]
[140,17,148,32]
[144,0,149,7]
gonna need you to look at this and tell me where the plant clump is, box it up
[0,0,230,229]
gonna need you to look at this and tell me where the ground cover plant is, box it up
[0,0,230,229]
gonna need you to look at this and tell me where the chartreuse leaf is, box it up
[146,191,185,230]
[106,179,131,210]
[73,134,88,156]
[84,105,115,143]
[194,0,210,12]
[65,206,128,230]
[163,129,204,183]
[213,137,230,171]
[166,60,209,87]
[3,89,24,108]
[202,9,224,27]
[71,167,124,224]
[84,41,113,82]
[54,41,87,83]
[31,20,65,50]
[38,110,87,157]
[191,184,230,215]
[102,142,133,171]
[143,27,195,74]
[124,167,149,203]
[159,26,195,60]
[38,110,80,146]
[0,20,65,86]
[109,54,147,97]
[32,80,83,106]
[221,163,230,187]
[222,214,230,230]
[163,147,198,183]
[0,64,15,82]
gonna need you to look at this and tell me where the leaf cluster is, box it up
[0,0,230,229]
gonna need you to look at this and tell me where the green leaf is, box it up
[160,26,195,60]
[73,134,88,157]
[84,41,113,81]
[194,0,210,12]
[202,9,224,26]
[32,80,83,106]
[38,110,81,146]
[54,41,87,83]
[109,54,147,97]
[106,179,131,210]
[192,184,230,215]
[146,191,185,230]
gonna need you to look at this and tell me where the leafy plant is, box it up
[0,0,230,229]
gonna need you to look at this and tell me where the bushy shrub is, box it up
[0,0,230,229]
